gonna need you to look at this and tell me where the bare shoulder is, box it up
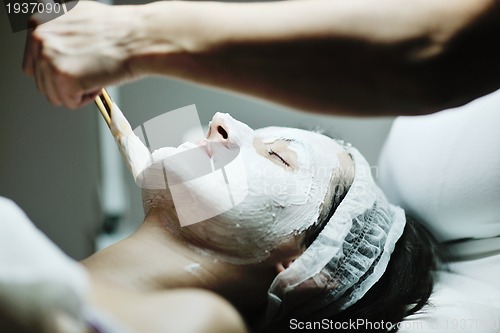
[134,288,248,333]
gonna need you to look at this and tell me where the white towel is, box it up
[0,196,89,332]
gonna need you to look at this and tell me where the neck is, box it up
[82,207,275,320]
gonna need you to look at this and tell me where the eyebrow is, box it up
[274,137,298,143]
[272,137,306,153]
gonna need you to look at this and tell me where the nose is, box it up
[206,112,253,149]
[208,115,229,142]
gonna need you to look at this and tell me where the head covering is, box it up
[261,146,406,325]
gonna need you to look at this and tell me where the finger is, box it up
[22,32,33,76]
[22,31,36,76]
[57,79,82,110]
[33,44,46,96]
[22,17,42,75]
[62,91,80,110]
[34,61,45,96]
[41,60,62,106]
[84,89,102,102]
[79,89,102,107]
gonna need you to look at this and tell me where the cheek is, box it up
[178,168,327,264]
[245,163,313,207]
[225,149,323,236]
[231,168,317,237]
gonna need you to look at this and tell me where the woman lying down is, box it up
[0,108,438,333]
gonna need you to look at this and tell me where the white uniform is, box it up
[379,89,500,332]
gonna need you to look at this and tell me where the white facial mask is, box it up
[167,114,345,264]
[123,111,345,264]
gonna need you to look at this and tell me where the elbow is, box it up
[406,20,500,114]
[410,60,500,115]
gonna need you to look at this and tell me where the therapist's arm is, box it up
[24,0,500,115]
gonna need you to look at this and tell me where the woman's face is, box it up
[147,113,349,264]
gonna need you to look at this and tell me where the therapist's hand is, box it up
[23,1,143,109]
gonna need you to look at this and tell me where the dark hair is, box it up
[260,215,440,333]
[324,215,440,332]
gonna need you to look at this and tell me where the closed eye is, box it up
[267,148,290,167]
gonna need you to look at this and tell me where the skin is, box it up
[82,209,251,333]
[23,0,500,114]
[81,116,353,332]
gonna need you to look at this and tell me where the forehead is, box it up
[255,127,345,153]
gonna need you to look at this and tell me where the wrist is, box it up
[125,1,211,77]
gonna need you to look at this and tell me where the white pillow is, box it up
[399,263,500,333]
